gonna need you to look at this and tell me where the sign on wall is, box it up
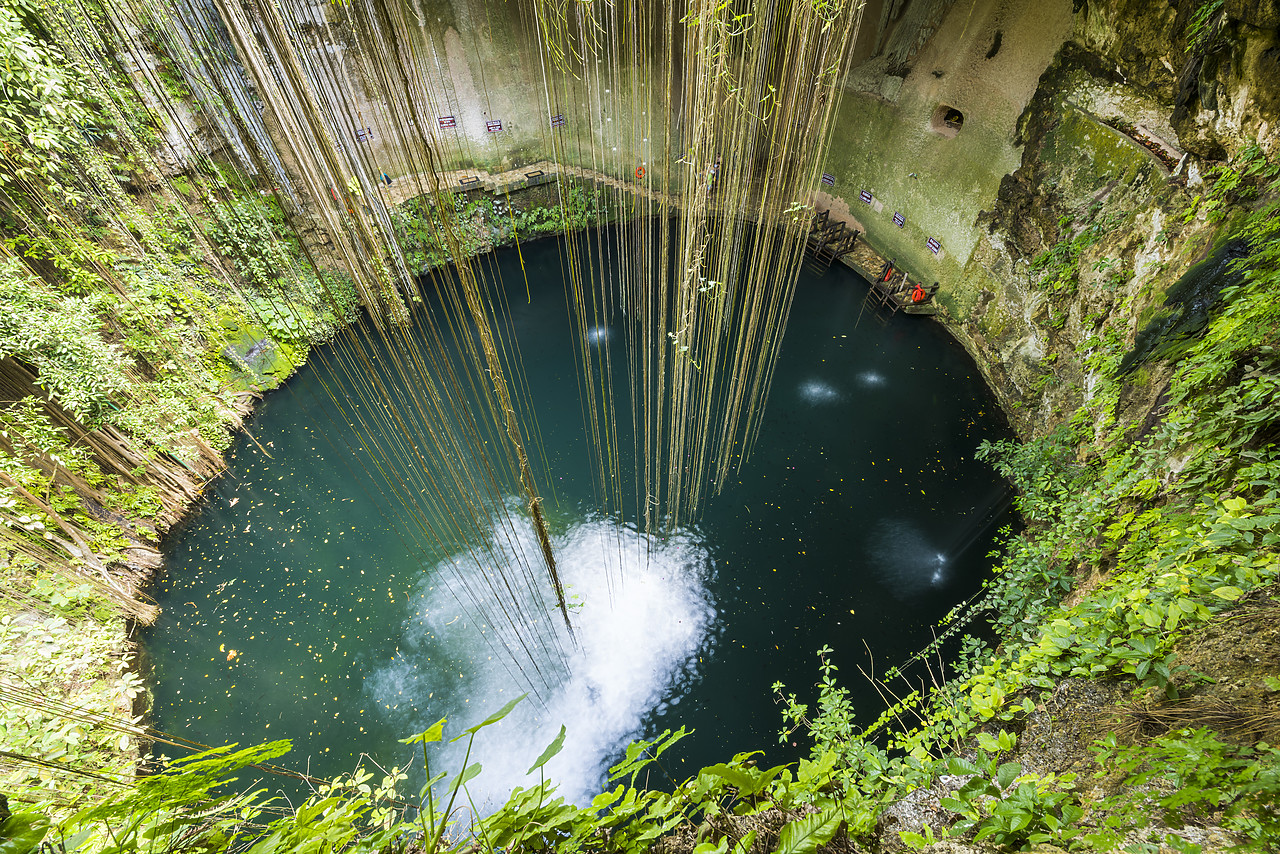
[926,237,941,255]
[859,190,873,204]
[821,172,835,187]
[486,120,504,132]
[438,115,457,129]
[551,113,567,128]
[893,211,906,228]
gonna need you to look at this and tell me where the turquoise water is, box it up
[146,231,1013,806]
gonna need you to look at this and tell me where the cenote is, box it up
[145,228,1015,807]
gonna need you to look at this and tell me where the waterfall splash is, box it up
[367,513,716,809]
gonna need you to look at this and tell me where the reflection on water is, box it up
[868,520,951,597]
[857,371,887,388]
[586,325,612,348]
[368,514,714,809]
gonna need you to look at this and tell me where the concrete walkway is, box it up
[373,159,676,208]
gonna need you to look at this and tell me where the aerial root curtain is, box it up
[526,0,865,530]
[24,0,863,691]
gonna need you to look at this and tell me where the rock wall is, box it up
[253,0,674,181]
[819,0,1280,437]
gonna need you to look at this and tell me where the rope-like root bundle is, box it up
[9,0,864,696]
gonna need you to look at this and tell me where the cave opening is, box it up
[930,105,966,138]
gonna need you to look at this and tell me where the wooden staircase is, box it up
[805,210,861,275]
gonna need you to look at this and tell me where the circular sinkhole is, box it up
[145,227,1015,808]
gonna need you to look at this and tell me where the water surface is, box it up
[147,232,1014,806]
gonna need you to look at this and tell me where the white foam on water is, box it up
[798,378,842,404]
[366,512,715,812]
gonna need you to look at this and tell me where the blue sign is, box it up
[893,212,906,228]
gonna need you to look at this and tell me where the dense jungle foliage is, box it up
[4,0,1280,850]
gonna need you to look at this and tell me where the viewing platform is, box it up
[806,209,939,316]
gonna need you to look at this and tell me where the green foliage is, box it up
[0,610,141,808]
[1085,729,1280,851]
[511,201,563,238]
[775,648,931,829]
[0,0,89,188]
[393,183,606,273]
[391,196,450,270]
[1186,0,1225,54]
[1200,146,1280,224]
[0,260,130,423]
[207,198,358,346]
[933,733,1083,849]
[208,198,296,292]
[1030,213,1112,304]
[9,686,900,854]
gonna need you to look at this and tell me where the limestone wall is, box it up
[265,0,674,183]
[817,0,1280,436]
[818,0,1073,289]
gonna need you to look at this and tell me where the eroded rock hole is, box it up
[929,105,965,138]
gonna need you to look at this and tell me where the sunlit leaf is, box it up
[451,694,526,741]
[527,725,566,775]
[399,717,447,745]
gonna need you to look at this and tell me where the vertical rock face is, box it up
[820,0,1279,437]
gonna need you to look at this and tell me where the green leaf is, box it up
[700,762,762,794]
[527,725,566,775]
[451,694,526,742]
[732,830,758,854]
[419,769,446,797]
[1210,585,1244,601]
[0,813,51,854]
[898,831,928,849]
[945,756,982,776]
[399,717,447,745]
[996,761,1021,790]
[609,727,689,785]
[772,806,842,854]
[447,762,482,797]
[591,785,624,810]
